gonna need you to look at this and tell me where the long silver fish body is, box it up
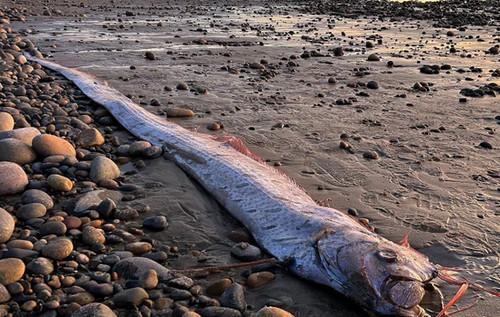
[26,54,438,316]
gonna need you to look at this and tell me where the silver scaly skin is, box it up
[26,54,438,316]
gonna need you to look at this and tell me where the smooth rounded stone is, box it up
[170,288,193,300]
[112,257,173,281]
[206,278,232,297]
[197,307,242,317]
[82,226,105,246]
[32,134,76,157]
[64,216,82,229]
[16,203,47,220]
[0,162,28,196]
[145,51,155,60]
[113,208,139,220]
[363,150,379,160]
[183,312,201,317]
[0,284,10,303]
[230,242,261,261]
[0,112,14,131]
[72,303,116,317]
[73,190,122,215]
[0,127,40,146]
[47,174,73,192]
[128,141,151,156]
[87,282,114,297]
[142,216,167,231]
[367,53,380,61]
[168,276,193,289]
[0,258,25,285]
[77,128,105,148]
[26,257,54,275]
[366,81,379,89]
[67,292,95,305]
[246,272,275,288]
[41,238,73,260]
[40,221,67,236]
[90,156,120,182]
[112,287,148,307]
[2,247,38,260]
[143,146,162,158]
[97,198,116,219]
[220,283,246,311]
[6,240,33,250]
[0,138,36,164]
[0,208,15,243]
[126,242,152,255]
[22,189,54,209]
[255,307,295,317]
[142,251,168,263]
[139,269,158,289]
[166,108,195,118]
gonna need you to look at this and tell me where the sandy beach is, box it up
[0,0,499,316]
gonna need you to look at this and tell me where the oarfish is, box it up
[26,54,441,316]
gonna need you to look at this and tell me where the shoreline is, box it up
[1,1,499,317]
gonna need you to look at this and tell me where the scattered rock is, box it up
[112,287,149,307]
[0,138,36,164]
[16,203,47,220]
[22,189,54,209]
[72,303,117,317]
[166,108,195,118]
[143,215,168,231]
[0,162,28,195]
[47,174,73,192]
[231,242,261,261]
[0,112,14,131]
[0,258,25,285]
[26,257,54,275]
[78,128,105,147]
[90,156,120,182]
[112,257,173,281]
[206,278,232,296]
[255,306,295,317]
[41,238,73,260]
[0,208,15,243]
[82,226,106,246]
[32,134,76,157]
[220,283,246,311]
[0,127,40,146]
[247,271,275,288]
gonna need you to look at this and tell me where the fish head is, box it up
[317,231,438,316]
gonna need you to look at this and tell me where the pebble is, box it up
[183,312,201,317]
[126,242,152,255]
[128,141,151,156]
[112,287,149,307]
[0,138,36,164]
[22,189,54,209]
[82,226,106,246]
[479,141,493,149]
[72,303,116,317]
[145,51,155,60]
[206,278,232,296]
[176,82,189,90]
[113,257,173,281]
[18,203,49,221]
[47,174,73,192]
[32,134,76,157]
[255,307,295,317]
[40,221,67,236]
[366,81,379,89]
[90,156,121,182]
[0,284,10,303]
[140,269,158,289]
[6,240,33,249]
[367,53,380,61]
[0,258,25,285]
[166,108,195,118]
[26,257,54,275]
[231,242,262,261]
[0,162,28,195]
[363,150,379,160]
[246,271,275,288]
[0,208,15,243]
[0,112,14,131]
[0,127,40,146]
[78,128,105,147]
[197,307,242,317]
[41,238,73,260]
[220,283,246,311]
[143,215,168,231]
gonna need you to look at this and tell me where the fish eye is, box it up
[376,250,398,263]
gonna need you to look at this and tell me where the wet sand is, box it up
[7,0,499,316]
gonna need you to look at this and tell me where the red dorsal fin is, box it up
[399,233,410,248]
[214,135,265,163]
